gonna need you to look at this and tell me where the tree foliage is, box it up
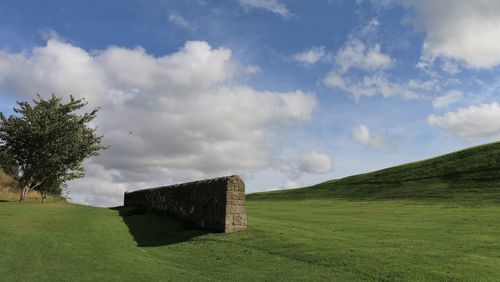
[0,94,105,202]
[0,147,18,179]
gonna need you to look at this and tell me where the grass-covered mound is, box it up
[249,141,500,201]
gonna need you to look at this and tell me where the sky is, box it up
[1,0,500,207]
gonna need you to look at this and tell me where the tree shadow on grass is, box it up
[111,206,208,247]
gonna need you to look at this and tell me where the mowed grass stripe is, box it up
[1,198,499,281]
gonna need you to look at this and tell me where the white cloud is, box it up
[278,150,335,181]
[352,124,394,150]
[283,179,301,189]
[0,37,317,206]
[359,18,381,36]
[168,12,196,31]
[432,90,463,109]
[405,0,500,69]
[323,72,422,100]
[297,151,334,174]
[292,46,326,66]
[321,26,421,100]
[66,163,132,207]
[239,0,291,18]
[441,60,460,75]
[408,79,437,91]
[428,102,500,139]
[335,39,393,73]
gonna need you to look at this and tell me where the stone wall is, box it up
[123,175,247,233]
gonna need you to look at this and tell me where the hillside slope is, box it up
[249,141,500,201]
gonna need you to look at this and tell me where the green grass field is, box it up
[1,142,500,281]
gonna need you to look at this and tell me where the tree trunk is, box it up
[19,186,29,202]
[41,190,46,204]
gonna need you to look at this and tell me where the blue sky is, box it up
[1,0,500,206]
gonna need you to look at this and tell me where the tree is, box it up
[0,147,18,179]
[0,94,105,203]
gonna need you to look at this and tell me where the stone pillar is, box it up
[225,175,247,232]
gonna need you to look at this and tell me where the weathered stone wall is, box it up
[123,175,247,233]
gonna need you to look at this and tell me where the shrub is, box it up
[0,170,15,188]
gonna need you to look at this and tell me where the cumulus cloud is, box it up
[66,163,133,207]
[297,151,334,174]
[276,150,334,189]
[428,102,500,139]
[292,46,326,66]
[404,0,500,69]
[335,39,393,73]
[0,37,317,206]
[352,124,394,150]
[432,90,463,109]
[239,0,291,18]
[168,12,196,31]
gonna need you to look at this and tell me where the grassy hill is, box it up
[249,141,500,201]
[1,142,500,281]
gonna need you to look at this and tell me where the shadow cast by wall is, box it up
[111,206,209,247]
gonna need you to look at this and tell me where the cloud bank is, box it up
[0,37,317,206]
